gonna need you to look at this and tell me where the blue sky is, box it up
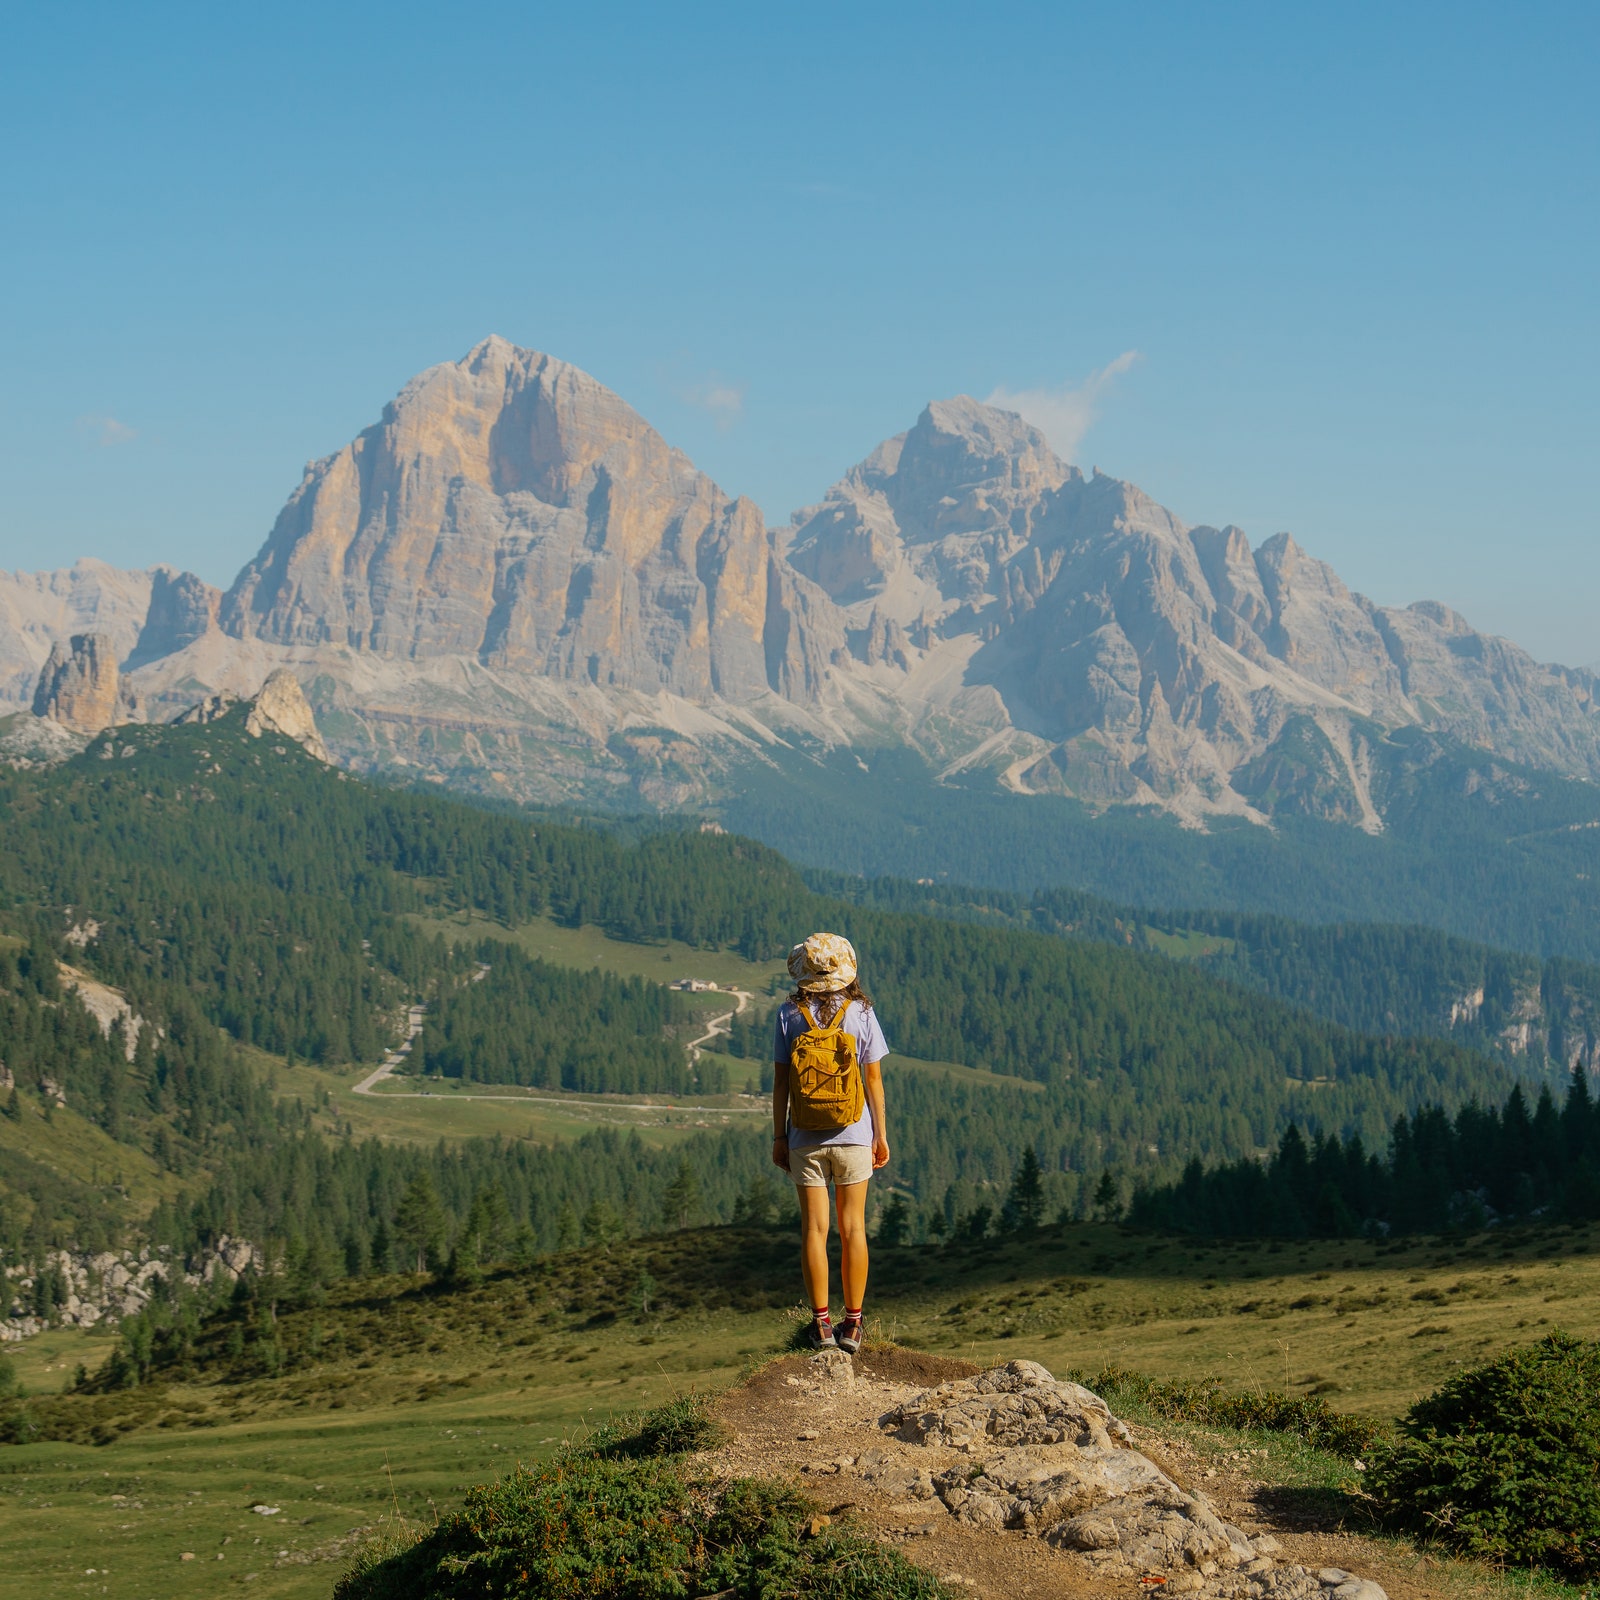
[2,2,1596,665]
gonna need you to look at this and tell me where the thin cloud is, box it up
[680,377,746,431]
[986,351,1141,462]
[77,414,139,447]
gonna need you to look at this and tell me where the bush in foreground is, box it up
[335,1395,955,1600]
[1366,1332,1600,1580]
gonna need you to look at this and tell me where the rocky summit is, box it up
[13,338,1600,824]
[32,633,121,734]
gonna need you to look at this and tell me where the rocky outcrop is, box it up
[874,1360,1387,1600]
[126,568,220,668]
[244,668,329,761]
[32,633,120,733]
[0,560,218,711]
[0,710,86,768]
[0,560,155,708]
[2,1238,263,1342]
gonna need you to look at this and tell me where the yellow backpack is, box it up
[788,999,866,1131]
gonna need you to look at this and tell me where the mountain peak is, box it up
[909,396,1072,489]
[218,342,774,701]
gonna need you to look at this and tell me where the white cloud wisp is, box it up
[680,377,746,431]
[77,414,139,447]
[985,350,1141,463]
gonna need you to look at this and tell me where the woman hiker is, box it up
[771,932,890,1353]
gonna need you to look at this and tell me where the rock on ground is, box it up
[710,1353,1392,1600]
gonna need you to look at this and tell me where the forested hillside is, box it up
[419,942,704,1094]
[723,734,1600,962]
[813,871,1600,1080]
[0,706,1552,1301]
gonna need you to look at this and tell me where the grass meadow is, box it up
[6,1217,1600,1600]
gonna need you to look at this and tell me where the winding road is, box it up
[351,978,761,1114]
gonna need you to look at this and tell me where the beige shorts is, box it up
[788,1142,874,1188]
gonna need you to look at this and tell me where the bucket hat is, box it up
[787,932,857,992]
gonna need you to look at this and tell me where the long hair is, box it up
[788,975,874,1019]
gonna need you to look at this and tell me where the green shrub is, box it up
[1366,1332,1600,1579]
[583,1391,725,1459]
[1076,1364,1379,1458]
[335,1396,955,1600]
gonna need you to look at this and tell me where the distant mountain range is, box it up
[3,335,1597,830]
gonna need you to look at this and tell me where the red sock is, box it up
[813,1306,832,1327]
[843,1306,862,1324]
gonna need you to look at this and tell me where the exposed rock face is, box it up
[0,559,155,707]
[126,568,220,668]
[243,669,329,762]
[106,339,1597,825]
[222,337,778,700]
[32,633,120,733]
[784,398,1600,823]
[3,1239,263,1343]
[0,711,86,768]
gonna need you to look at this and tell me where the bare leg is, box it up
[796,1182,833,1311]
[834,1181,869,1310]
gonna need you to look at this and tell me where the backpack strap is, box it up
[797,1001,818,1031]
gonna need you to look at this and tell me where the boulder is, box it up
[879,1361,1388,1600]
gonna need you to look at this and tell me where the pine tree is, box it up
[1092,1168,1121,1222]
[876,1193,910,1247]
[1003,1147,1045,1233]
[555,1205,579,1251]
[731,1175,776,1227]
[393,1172,446,1274]
[582,1198,622,1249]
[661,1158,701,1229]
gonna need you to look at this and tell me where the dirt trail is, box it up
[686,987,754,1061]
[703,1351,1447,1600]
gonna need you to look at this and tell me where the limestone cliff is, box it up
[222,337,780,701]
[126,568,221,668]
[32,633,120,733]
[783,397,1600,823]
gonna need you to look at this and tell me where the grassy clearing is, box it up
[408,909,790,995]
[0,1097,186,1217]
[267,1050,754,1149]
[7,1218,1600,1597]
[900,1221,1600,1420]
[263,914,1040,1148]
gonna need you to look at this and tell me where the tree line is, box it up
[1129,1069,1600,1237]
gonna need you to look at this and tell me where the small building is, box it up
[669,979,718,992]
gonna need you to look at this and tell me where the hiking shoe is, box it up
[807,1318,837,1350]
[836,1316,863,1355]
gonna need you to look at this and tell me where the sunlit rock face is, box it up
[243,669,330,763]
[32,633,120,734]
[221,337,779,701]
[785,396,1600,822]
